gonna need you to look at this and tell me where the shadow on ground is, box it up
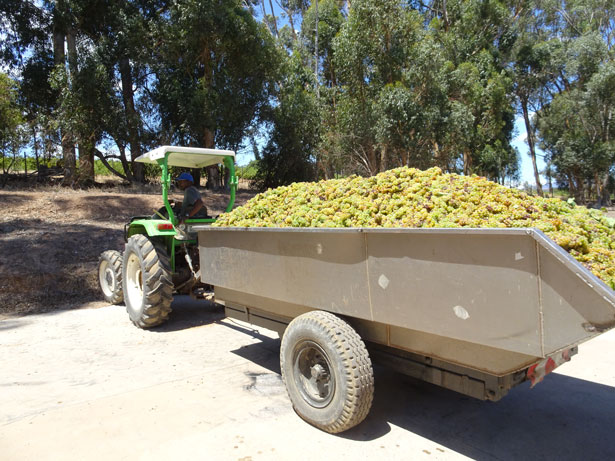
[218,332,615,460]
[0,218,127,317]
[153,296,226,332]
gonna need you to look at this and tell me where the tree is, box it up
[537,59,615,204]
[255,52,320,188]
[0,73,27,184]
[333,0,421,175]
[153,0,280,188]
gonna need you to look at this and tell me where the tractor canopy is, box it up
[130,146,238,237]
[135,145,235,169]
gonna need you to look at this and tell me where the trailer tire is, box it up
[280,311,374,433]
[98,250,123,304]
[122,234,173,328]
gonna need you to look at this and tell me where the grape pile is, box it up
[214,167,615,288]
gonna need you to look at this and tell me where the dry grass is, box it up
[0,184,255,318]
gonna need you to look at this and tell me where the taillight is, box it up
[157,223,174,230]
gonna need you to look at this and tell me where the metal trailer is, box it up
[194,226,615,433]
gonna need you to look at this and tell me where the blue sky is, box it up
[512,116,546,186]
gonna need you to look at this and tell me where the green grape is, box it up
[214,167,615,289]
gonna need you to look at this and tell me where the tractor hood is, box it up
[135,145,235,169]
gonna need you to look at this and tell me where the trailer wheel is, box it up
[98,250,123,304]
[122,234,173,328]
[280,311,374,433]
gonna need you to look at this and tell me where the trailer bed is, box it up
[195,227,615,398]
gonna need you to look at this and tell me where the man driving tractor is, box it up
[176,172,208,222]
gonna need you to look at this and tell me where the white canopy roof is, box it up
[135,145,235,168]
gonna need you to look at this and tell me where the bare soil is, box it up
[0,184,255,318]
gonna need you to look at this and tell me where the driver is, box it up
[176,172,208,223]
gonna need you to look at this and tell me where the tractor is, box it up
[97,146,237,328]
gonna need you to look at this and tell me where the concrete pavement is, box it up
[1,297,615,460]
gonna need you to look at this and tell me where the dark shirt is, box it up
[181,185,205,217]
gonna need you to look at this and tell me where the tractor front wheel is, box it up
[122,234,173,328]
[98,250,123,305]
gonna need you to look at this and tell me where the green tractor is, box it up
[97,146,237,328]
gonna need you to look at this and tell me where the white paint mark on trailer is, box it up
[378,274,390,290]
[453,305,470,320]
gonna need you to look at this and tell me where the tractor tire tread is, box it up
[124,234,173,329]
[98,250,124,304]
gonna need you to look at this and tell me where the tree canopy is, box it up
[1,0,614,202]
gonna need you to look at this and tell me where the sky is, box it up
[512,116,547,187]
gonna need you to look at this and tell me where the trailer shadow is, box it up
[224,321,282,375]
[222,331,615,458]
[345,368,615,459]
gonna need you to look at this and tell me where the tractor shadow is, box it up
[153,296,225,332]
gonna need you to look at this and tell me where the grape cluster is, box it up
[214,167,615,289]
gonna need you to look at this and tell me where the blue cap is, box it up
[177,172,194,182]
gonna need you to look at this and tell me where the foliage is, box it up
[1,0,614,193]
[254,52,320,189]
[0,73,27,174]
[0,74,24,148]
[152,0,280,149]
[236,160,259,180]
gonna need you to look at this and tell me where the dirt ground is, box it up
[0,183,255,318]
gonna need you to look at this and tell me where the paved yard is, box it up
[1,298,615,460]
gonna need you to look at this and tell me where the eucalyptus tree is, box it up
[153,0,280,187]
[537,58,615,204]
[531,0,615,202]
[333,0,421,175]
[255,52,320,188]
[0,73,26,181]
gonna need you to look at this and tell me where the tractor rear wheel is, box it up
[122,234,173,328]
[98,250,123,304]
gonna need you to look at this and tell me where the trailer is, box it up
[98,147,615,434]
[194,225,615,433]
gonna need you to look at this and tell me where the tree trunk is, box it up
[67,28,77,76]
[97,147,131,181]
[567,173,575,200]
[32,126,40,177]
[602,176,612,206]
[314,0,319,97]
[521,98,543,196]
[119,57,144,183]
[53,16,76,185]
[463,150,472,175]
[268,0,278,37]
[380,145,387,173]
[203,129,218,190]
[593,173,612,207]
[79,142,95,185]
[573,174,584,204]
